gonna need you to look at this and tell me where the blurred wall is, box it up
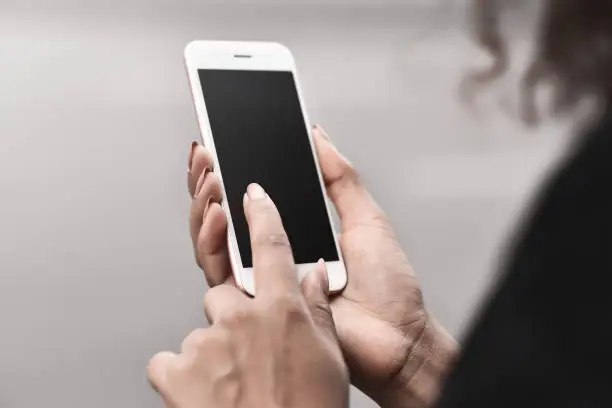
[0,1,570,407]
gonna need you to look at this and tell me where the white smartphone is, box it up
[184,40,348,296]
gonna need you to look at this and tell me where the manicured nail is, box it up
[195,167,210,196]
[316,258,327,275]
[247,183,267,200]
[317,259,329,293]
[314,126,352,166]
[314,125,331,142]
[188,141,198,172]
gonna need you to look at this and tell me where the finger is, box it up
[301,259,336,336]
[189,170,222,245]
[147,351,179,401]
[187,142,214,197]
[312,126,387,229]
[243,183,298,296]
[195,202,231,287]
[203,283,248,325]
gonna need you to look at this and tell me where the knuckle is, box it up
[193,222,225,270]
[202,328,228,350]
[202,149,215,167]
[345,162,360,181]
[181,328,209,351]
[228,301,254,320]
[202,289,216,313]
[271,295,306,318]
[252,258,295,287]
[256,296,307,332]
[370,211,393,229]
[327,161,361,194]
[335,159,359,184]
[206,298,254,328]
[223,307,254,328]
[203,285,225,304]
[311,302,334,328]
[147,355,164,382]
[147,351,177,386]
[209,173,222,199]
[253,232,291,250]
[248,200,280,219]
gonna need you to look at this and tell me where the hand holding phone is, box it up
[187,123,458,408]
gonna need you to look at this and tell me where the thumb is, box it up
[313,125,386,229]
[301,259,335,335]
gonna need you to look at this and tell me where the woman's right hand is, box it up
[187,126,458,408]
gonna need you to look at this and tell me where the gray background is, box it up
[0,0,572,407]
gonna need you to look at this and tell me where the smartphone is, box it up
[184,41,348,296]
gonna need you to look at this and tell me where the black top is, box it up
[436,106,612,408]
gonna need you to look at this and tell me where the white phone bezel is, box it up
[184,40,347,296]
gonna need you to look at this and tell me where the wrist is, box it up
[379,316,459,408]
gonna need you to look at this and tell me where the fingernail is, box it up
[247,183,267,200]
[188,141,198,172]
[314,125,331,142]
[317,258,327,275]
[195,167,210,196]
[315,127,352,167]
[317,259,329,293]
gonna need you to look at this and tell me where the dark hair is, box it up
[465,0,612,125]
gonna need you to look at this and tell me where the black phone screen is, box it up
[198,69,339,268]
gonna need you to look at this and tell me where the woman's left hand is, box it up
[147,183,349,408]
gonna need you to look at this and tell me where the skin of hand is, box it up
[148,183,349,408]
[187,126,458,408]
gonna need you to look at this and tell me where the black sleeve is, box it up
[435,114,612,408]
